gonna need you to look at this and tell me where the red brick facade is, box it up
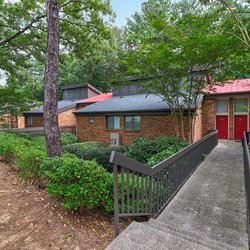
[58,108,76,126]
[201,96,250,140]
[25,107,76,128]
[76,114,202,146]
[201,99,216,136]
[25,114,44,128]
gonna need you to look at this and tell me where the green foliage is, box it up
[147,149,176,167]
[125,136,188,165]
[0,0,116,102]
[60,132,77,146]
[64,141,127,172]
[64,141,105,152]
[125,137,159,164]
[0,132,35,165]
[17,148,47,186]
[117,0,250,141]
[0,84,36,122]
[0,132,115,211]
[43,156,114,211]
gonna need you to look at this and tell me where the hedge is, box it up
[0,132,188,212]
[0,132,114,211]
[64,142,127,172]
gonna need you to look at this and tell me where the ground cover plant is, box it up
[0,131,188,213]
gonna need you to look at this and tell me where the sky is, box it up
[110,0,144,27]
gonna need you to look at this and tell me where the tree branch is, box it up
[0,0,79,47]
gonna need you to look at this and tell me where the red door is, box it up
[216,115,228,139]
[234,115,247,140]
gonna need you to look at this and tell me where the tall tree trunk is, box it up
[43,0,62,157]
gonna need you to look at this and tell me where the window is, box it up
[106,116,120,129]
[27,116,33,126]
[216,99,228,113]
[125,115,141,130]
[234,98,248,113]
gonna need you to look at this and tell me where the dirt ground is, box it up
[0,162,130,250]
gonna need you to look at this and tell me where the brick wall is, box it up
[201,99,216,136]
[25,114,43,127]
[76,114,202,146]
[58,108,76,126]
[18,115,25,128]
[201,96,250,140]
[25,108,76,128]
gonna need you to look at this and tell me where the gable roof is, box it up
[75,94,201,114]
[23,100,77,115]
[77,93,113,104]
[205,78,250,96]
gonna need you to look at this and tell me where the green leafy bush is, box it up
[0,132,33,165]
[43,155,114,211]
[147,149,177,167]
[0,132,115,212]
[125,137,158,164]
[64,141,105,154]
[17,148,47,186]
[60,132,77,145]
[125,136,188,165]
[64,141,127,172]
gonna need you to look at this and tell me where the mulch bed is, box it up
[0,162,136,250]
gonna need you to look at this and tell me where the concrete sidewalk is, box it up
[107,141,248,249]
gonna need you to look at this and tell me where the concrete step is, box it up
[106,221,210,250]
[146,219,238,250]
[156,211,248,249]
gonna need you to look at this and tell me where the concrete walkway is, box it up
[107,141,249,250]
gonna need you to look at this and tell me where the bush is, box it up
[125,136,188,166]
[64,141,105,154]
[60,132,77,146]
[17,148,47,186]
[147,149,176,167]
[64,141,127,172]
[0,132,33,165]
[0,132,115,212]
[43,155,114,211]
[125,137,158,164]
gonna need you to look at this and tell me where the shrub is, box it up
[60,132,77,146]
[147,149,177,167]
[124,136,188,166]
[64,141,105,154]
[0,132,115,211]
[0,132,32,165]
[43,156,114,211]
[17,148,47,186]
[125,137,158,164]
[64,142,127,172]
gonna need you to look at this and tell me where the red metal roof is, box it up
[205,78,250,95]
[77,92,113,104]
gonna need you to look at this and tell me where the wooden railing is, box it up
[110,131,218,237]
